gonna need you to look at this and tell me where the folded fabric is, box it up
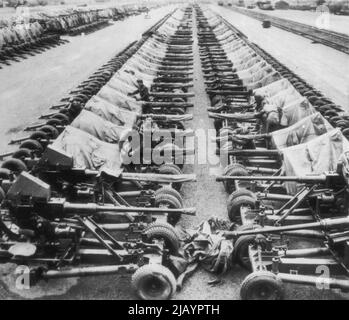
[71,110,126,144]
[52,126,122,171]
[84,95,139,127]
[271,113,333,150]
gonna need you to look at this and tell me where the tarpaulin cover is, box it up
[84,95,139,127]
[112,70,138,88]
[234,56,262,72]
[280,97,316,127]
[107,77,136,96]
[245,71,281,91]
[97,85,142,114]
[52,126,121,171]
[281,129,349,193]
[118,67,153,88]
[70,110,126,144]
[174,217,234,286]
[131,55,160,71]
[253,78,293,98]
[240,65,274,84]
[227,46,254,62]
[263,86,303,110]
[271,113,333,150]
[126,61,157,77]
[236,60,268,79]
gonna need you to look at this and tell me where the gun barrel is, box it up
[216,175,328,183]
[63,202,196,215]
[227,149,280,156]
[224,217,349,239]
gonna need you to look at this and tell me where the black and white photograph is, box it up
[0,0,348,307]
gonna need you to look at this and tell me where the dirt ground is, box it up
[0,4,348,300]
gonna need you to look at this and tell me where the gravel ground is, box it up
[0,4,348,300]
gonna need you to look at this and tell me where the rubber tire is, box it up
[19,139,43,153]
[342,128,349,138]
[1,158,27,174]
[12,148,32,160]
[336,120,349,129]
[240,271,284,300]
[29,130,48,141]
[51,113,70,125]
[143,222,180,255]
[40,125,59,139]
[0,187,5,203]
[227,189,256,222]
[232,234,256,270]
[154,193,183,225]
[222,163,249,194]
[168,107,185,115]
[154,187,183,206]
[158,163,182,174]
[158,164,183,191]
[0,168,11,180]
[46,118,63,127]
[132,264,177,300]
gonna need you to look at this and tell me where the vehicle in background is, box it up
[328,0,349,15]
[256,1,274,10]
[274,0,290,10]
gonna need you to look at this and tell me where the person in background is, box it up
[127,79,150,101]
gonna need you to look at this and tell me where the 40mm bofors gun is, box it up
[216,158,349,224]
[215,153,349,299]
[1,171,196,230]
[223,215,349,300]
[0,172,194,300]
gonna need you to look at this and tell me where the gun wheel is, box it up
[12,148,32,161]
[222,163,249,193]
[154,186,183,206]
[0,168,11,180]
[132,264,177,300]
[158,164,183,190]
[19,139,44,153]
[154,192,183,225]
[143,221,180,255]
[240,271,284,300]
[1,158,28,174]
[227,188,256,222]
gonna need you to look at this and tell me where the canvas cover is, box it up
[263,86,303,109]
[236,60,268,79]
[280,97,316,127]
[97,85,143,113]
[52,126,121,171]
[107,77,136,96]
[281,129,349,194]
[271,113,333,150]
[70,110,126,144]
[118,67,154,87]
[234,56,262,72]
[246,71,281,91]
[253,78,293,98]
[84,95,139,127]
[112,70,138,88]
